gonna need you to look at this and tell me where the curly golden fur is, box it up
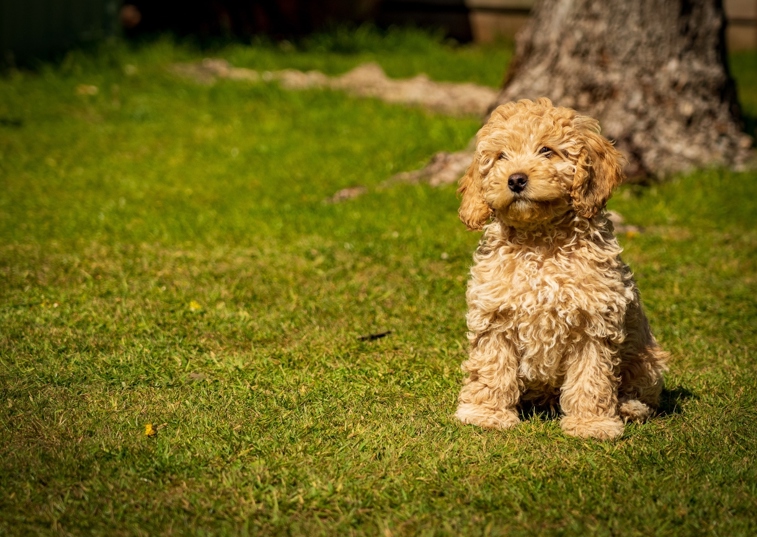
[456,98,668,440]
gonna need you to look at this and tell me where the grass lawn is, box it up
[1,29,756,535]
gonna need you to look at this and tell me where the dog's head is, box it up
[458,98,625,230]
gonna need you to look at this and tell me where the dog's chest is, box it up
[503,255,585,364]
[473,248,601,318]
[468,240,632,381]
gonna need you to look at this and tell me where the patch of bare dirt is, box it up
[170,59,498,117]
[323,186,368,204]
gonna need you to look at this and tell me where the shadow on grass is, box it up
[518,399,560,422]
[657,385,695,417]
[515,384,695,422]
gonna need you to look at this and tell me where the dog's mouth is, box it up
[499,196,553,210]
[493,196,570,224]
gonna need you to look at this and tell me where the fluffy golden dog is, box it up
[456,98,668,440]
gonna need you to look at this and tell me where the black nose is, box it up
[508,173,528,193]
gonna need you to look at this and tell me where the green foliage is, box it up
[1,32,756,536]
[299,24,449,54]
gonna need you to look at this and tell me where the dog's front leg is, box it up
[559,339,624,440]
[456,331,521,430]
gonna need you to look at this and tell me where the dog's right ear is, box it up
[571,116,626,219]
[457,155,491,231]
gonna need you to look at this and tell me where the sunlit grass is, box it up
[1,31,756,536]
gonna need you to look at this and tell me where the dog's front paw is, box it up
[560,415,624,440]
[455,403,520,430]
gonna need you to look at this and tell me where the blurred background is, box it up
[3,0,756,66]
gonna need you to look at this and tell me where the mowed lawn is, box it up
[1,31,756,535]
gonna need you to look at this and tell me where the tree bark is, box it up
[493,0,752,179]
[406,0,753,185]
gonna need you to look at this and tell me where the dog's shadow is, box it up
[516,385,694,422]
[656,385,695,417]
[518,399,561,422]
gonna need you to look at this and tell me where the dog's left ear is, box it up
[571,116,626,218]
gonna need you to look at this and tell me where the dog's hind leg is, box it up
[456,331,522,430]
[618,345,668,422]
[618,298,669,422]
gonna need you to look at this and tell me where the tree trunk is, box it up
[407,0,752,184]
[496,0,752,179]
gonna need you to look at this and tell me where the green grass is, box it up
[1,31,756,535]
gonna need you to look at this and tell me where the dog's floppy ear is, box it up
[457,154,492,231]
[458,99,532,230]
[571,116,626,219]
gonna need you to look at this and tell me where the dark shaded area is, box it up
[743,114,757,139]
[0,117,24,128]
[357,331,392,342]
[518,399,560,421]
[657,385,695,417]
[377,0,472,42]
[1,0,473,68]
[516,385,694,422]
[1,0,119,67]
[121,0,376,39]
[121,0,472,42]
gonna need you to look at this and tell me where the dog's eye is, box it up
[539,146,553,157]
[498,152,509,161]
